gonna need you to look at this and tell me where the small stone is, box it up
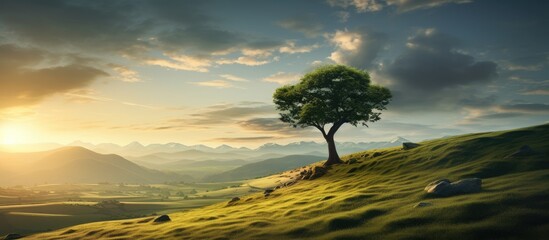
[402,142,420,150]
[424,178,482,197]
[347,158,358,164]
[153,214,171,223]
[228,197,240,204]
[372,152,383,157]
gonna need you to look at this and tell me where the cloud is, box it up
[521,89,549,95]
[386,29,497,90]
[238,117,315,137]
[144,53,212,72]
[277,14,323,37]
[263,72,302,85]
[328,29,387,68]
[499,103,549,113]
[220,74,248,82]
[109,64,141,82]
[216,56,271,66]
[385,0,472,13]
[64,89,112,103]
[377,29,497,110]
[0,44,107,109]
[0,1,292,73]
[190,80,234,88]
[279,41,320,54]
[461,102,549,125]
[327,0,471,13]
[327,0,384,12]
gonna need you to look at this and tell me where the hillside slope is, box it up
[27,124,549,240]
[205,155,326,182]
[0,147,192,185]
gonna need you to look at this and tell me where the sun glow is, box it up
[1,124,28,145]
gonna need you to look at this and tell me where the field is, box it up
[23,124,549,239]
[0,181,253,235]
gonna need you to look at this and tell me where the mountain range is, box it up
[0,147,192,186]
[64,137,411,157]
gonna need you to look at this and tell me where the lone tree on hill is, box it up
[273,65,391,166]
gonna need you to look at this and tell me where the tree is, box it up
[273,65,391,166]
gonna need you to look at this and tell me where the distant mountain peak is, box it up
[125,141,144,148]
[390,136,410,143]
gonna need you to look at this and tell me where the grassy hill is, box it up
[26,124,549,239]
[205,155,326,182]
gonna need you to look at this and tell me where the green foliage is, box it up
[273,65,391,130]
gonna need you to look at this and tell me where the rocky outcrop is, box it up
[402,142,420,150]
[425,178,482,197]
[153,214,171,223]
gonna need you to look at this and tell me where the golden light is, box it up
[1,123,28,145]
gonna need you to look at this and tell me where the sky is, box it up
[0,0,548,149]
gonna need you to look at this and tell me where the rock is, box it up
[4,234,23,240]
[414,202,432,208]
[452,178,482,193]
[347,158,358,164]
[425,178,482,197]
[153,214,171,223]
[308,166,327,180]
[402,142,420,150]
[228,197,240,204]
[505,145,537,158]
[372,152,383,157]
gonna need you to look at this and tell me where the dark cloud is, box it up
[380,29,497,110]
[0,44,107,109]
[386,29,497,91]
[500,103,549,113]
[0,0,288,71]
[326,0,471,13]
[474,112,524,120]
[277,14,324,37]
[0,0,149,54]
[385,0,472,13]
[238,118,316,137]
[159,103,278,128]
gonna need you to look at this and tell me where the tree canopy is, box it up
[273,64,391,165]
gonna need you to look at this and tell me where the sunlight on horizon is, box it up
[1,123,30,146]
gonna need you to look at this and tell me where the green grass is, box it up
[25,124,549,239]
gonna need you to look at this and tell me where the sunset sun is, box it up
[1,124,27,145]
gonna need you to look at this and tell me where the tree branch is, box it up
[327,119,346,137]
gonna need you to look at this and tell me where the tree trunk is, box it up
[324,134,342,166]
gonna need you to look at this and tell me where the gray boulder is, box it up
[228,197,240,204]
[402,142,420,150]
[425,178,482,197]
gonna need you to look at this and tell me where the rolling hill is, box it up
[0,147,192,186]
[25,124,549,239]
[205,155,326,182]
